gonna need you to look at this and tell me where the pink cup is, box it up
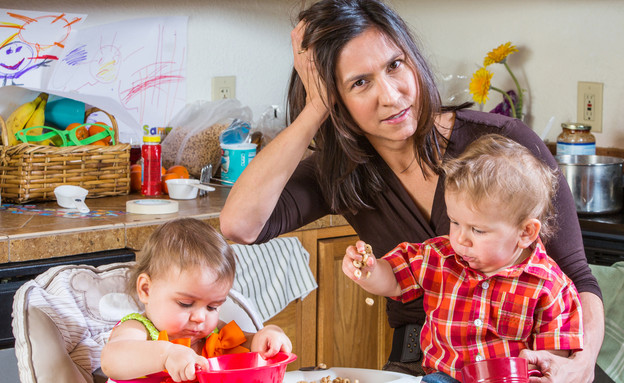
[461,357,542,383]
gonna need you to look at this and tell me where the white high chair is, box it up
[11,261,263,383]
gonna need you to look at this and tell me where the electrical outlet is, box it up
[577,81,603,133]
[212,76,236,100]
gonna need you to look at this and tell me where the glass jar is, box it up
[556,123,596,155]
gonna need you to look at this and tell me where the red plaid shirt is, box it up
[383,236,583,379]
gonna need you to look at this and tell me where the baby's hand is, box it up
[250,324,293,359]
[163,344,208,382]
[343,240,376,281]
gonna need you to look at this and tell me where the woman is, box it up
[220,1,603,381]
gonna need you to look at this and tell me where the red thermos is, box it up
[141,135,162,196]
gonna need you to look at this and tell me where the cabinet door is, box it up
[317,235,392,369]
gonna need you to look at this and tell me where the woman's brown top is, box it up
[255,109,601,328]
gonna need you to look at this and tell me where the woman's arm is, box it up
[220,21,328,244]
[521,292,604,383]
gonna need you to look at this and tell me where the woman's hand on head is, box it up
[250,324,293,359]
[163,344,208,382]
[291,20,328,114]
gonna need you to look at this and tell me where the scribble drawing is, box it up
[117,24,185,127]
[0,11,82,85]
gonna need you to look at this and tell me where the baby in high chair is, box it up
[101,218,292,382]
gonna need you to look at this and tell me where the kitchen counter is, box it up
[0,189,348,264]
[578,210,624,236]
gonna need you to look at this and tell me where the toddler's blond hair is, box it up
[442,134,558,241]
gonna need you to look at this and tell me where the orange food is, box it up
[88,122,112,145]
[161,172,182,194]
[131,164,141,173]
[162,166,167,176]
[66,122,89,141]
[130,170,141,192]
[166,165,190,179]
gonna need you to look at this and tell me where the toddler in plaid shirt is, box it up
[343,134,583,382]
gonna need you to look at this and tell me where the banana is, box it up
[5,93,44,146]
[24,93,50,145]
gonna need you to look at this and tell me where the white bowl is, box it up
[166,178,214,200]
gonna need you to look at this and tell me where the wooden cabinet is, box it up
[265,223,392,371]
[317,235,393,370]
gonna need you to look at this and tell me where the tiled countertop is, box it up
[0,188,347,264]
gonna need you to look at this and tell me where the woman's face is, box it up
[335,28,418,148]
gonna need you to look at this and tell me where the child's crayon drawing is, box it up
[0,9,187,141]
[0,9,84,86]
[49,16,188,139]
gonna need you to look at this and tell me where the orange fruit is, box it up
[162,166,167,176]
[130,170,141,192]
[131,164,141,173]
[166,165,190,179]
[90,140,107,146]
[88,122,112,144]
[162,172,182,194]
[66,122,89,141]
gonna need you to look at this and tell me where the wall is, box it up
[392,0,624,147]
[1,0,622,147]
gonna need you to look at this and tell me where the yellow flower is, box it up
[469,67,493,104]
[483,42,518,66]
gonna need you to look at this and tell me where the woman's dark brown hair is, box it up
[287,0,448,213]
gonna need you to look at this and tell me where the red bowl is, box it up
[112,352,297,383]
[461,357,541,383]
[197,352,297,383]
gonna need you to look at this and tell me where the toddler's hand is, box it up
[250,324,293,359]
[343,240,376,281]
[163,344,208,382]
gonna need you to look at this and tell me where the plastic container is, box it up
[197,352,297,383]
[113,352,297,383]
[44,97,86,129]
[461,357,541,383]
[220,143,256,183]
[556,122,596,155]
[141,135,162,196]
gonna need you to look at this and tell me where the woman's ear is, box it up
[136,273,152,304]
[518,218,541,248]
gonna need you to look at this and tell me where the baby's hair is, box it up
[126,218,237,299]
[442,134,559,241]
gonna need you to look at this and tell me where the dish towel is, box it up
[590,261,624,383]
[231,237,317,322]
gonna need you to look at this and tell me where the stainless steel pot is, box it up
[555,155,624,214]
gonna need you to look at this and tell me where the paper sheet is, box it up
[0,9,188,143]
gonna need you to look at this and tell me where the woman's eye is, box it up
[388,60,401,71]
[352,79,366,88]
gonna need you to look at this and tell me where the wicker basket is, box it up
[0,109,130,203]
